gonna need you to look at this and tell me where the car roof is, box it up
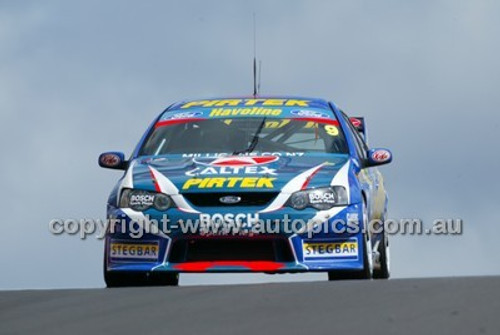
[168,95,332,110]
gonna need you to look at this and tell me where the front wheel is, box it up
[373,228,390,279]
[104,245,179,287]
[105,271,179,287]
[328,200,373,281]
[327,231,372,280]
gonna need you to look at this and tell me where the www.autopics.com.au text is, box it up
[48,214,463,239]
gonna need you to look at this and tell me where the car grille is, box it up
[168,238,295,263]
[182,192,279,207]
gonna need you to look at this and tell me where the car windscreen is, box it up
[139,117,349,156]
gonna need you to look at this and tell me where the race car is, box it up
[99,96,392,287]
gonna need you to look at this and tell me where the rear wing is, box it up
[350,117,366,140]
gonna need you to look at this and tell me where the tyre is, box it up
[373,228,390,279]
[328,200,373,281]
[105,271,147,287]
[104,271,179,287]
[104,254,179,287]
[148,272,179,286]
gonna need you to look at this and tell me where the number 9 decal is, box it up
[324,125,339,136]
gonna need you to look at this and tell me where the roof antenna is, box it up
[253,13,259,97]
[258,60,262,94]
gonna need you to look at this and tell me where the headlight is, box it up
[119,188,173,211]
[287,186,347,210]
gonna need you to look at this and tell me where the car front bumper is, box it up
[104,203,366,273]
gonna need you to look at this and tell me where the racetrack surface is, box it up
[1,276,499,335]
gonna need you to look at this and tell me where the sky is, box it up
[1,0,499,289]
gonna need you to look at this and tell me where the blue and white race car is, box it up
[99,96,392,287]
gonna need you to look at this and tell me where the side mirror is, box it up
[365,148,392,167]
[98,152,128,170]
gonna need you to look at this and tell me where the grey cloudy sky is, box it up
[1,0,499,289]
